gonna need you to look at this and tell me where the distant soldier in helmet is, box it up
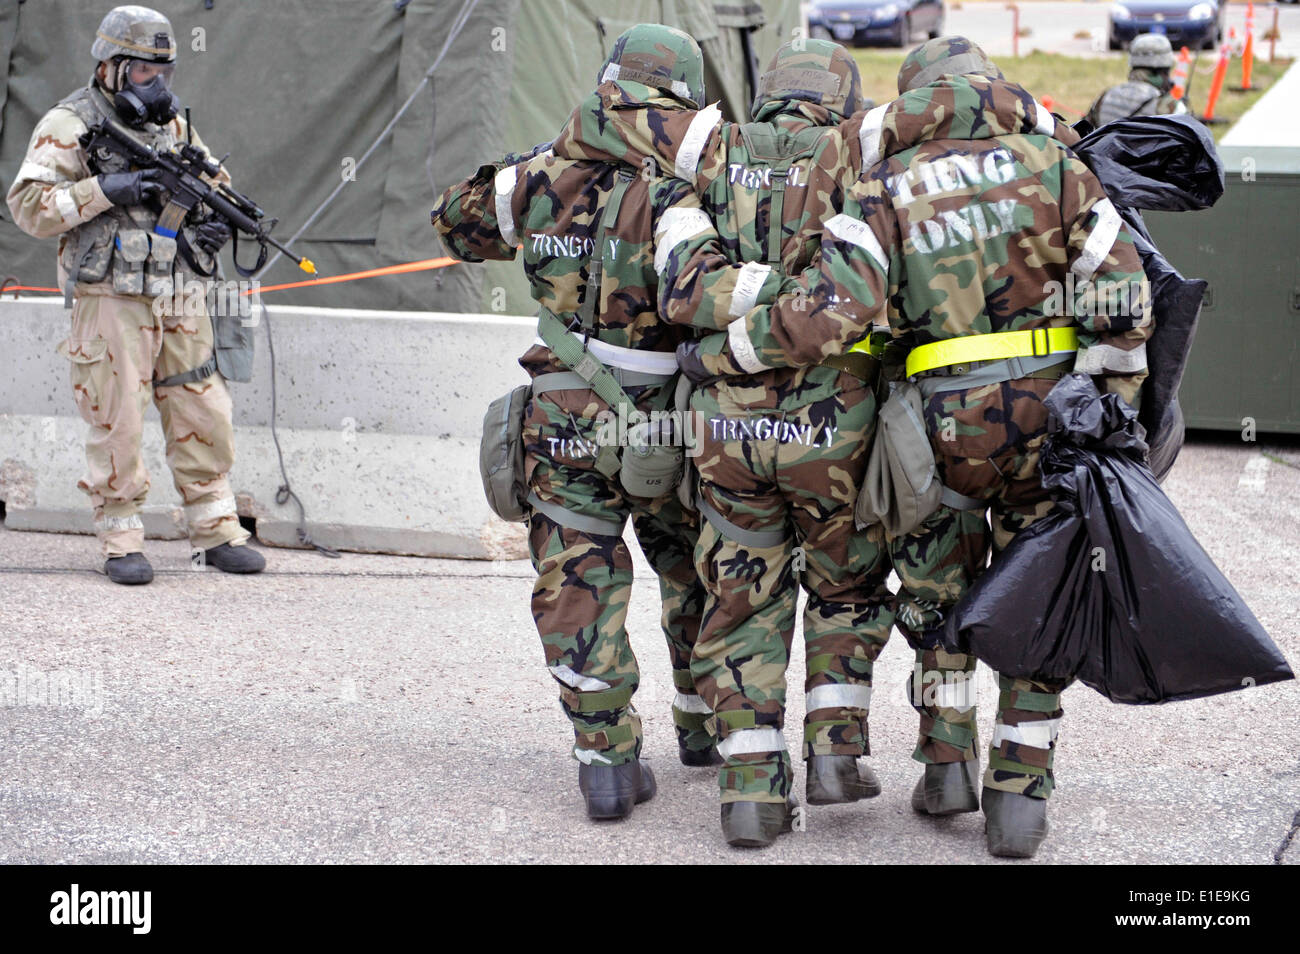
[1086,33,1189,128]
[6,5,265,584]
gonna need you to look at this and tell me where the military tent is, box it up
[0,0,799,314]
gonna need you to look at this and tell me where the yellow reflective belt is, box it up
[905,327,1079,378]
[846,332,886,357]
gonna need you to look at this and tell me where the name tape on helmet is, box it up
[758,68,841,98]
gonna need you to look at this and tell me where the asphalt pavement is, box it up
[0,435,1296,864]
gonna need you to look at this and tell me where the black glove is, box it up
[502,140,553,166]
[193,219,232,257]
[98,168,164,207]
[676,340,720,386]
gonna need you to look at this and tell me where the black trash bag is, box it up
[942,373,1294,704]
[1072,115,1225,481]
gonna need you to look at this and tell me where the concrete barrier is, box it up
[0,297,538,559]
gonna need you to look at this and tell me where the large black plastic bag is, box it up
[1072,115,1225,481]
[942,373,1294,704]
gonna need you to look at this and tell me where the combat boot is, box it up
[910,760,980,815]
[577,759,657,820]
[203,542,266,574]
[678,742,723,767]
[720,796,799,848]
[105,552,153,585]
[806,755,881,805]
[982,788,1049,858]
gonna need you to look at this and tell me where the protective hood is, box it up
[550,83,699,166]
[750,39,862,123]
[871,74,1078,163]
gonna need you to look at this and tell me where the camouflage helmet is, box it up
[598,23,705,108]
[1129,33,1176,70]
[897,36,1002,94]
[91,5,176,64]
[751,38,863,122]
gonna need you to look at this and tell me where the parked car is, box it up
[808,0,946,49]
[1108,0,1227,51]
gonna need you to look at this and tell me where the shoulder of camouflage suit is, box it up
[6,98,112,240]
[6,90,231,243]
[657,95,873,333]
[693,72,1150,404]
[549,70,868,332]
[430,125,743,351]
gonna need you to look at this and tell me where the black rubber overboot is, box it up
[806,755,882,805]
[679,742,723,767]
[577,760,657,821]
[910,761,980,816]
[720,796,798,848]
[983,788,1049,858]
[105,552,153,585]
[203,542,266,574]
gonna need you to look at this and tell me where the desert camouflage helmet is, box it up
[598,23,705,108]
[897,36,1002,94]
[1129,33,1176,70]
[752,38,863,121]
[91,5,176,63]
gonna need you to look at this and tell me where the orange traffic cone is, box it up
[1233,3,1256,91]
[1201,39,1231,123]
[1170,45,1191,101]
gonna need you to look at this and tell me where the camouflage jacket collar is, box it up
[750,99,836,130]
[878,74,1077,160]
[551,82,690,164]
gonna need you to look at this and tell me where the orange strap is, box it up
[2,256,463,299]
[1,281,60,296]
[247,256,460,294]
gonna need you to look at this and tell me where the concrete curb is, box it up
[0,298,538,559]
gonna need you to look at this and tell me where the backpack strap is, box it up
[736,122,832,269]
[576,166,635,333]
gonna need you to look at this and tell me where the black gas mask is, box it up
[112,59,180,127]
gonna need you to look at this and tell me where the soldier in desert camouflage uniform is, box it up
[6,5,264,584]
[432,25,772,821]
[556,40,895,847]
[681,37,1151,857]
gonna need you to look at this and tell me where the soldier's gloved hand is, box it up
[193,219,232,256]
[676,340,720,386]
[98,169,164,206]
[502,140,553,166]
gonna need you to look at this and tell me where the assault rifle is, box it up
[80,109,316,278]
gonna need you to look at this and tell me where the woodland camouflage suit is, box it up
[555,39,897,806]
[688,37,1152,802]
[432,27,767,769]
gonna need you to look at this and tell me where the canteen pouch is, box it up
[480,384,532,522]
[856,380,943,536]
[620,417,684,499]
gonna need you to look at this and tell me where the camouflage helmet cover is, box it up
[91,5,176,63]
[751,38,863,121]
[598,23,705,107]
[897,36,1002,94]
[1129,33,1176,70]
